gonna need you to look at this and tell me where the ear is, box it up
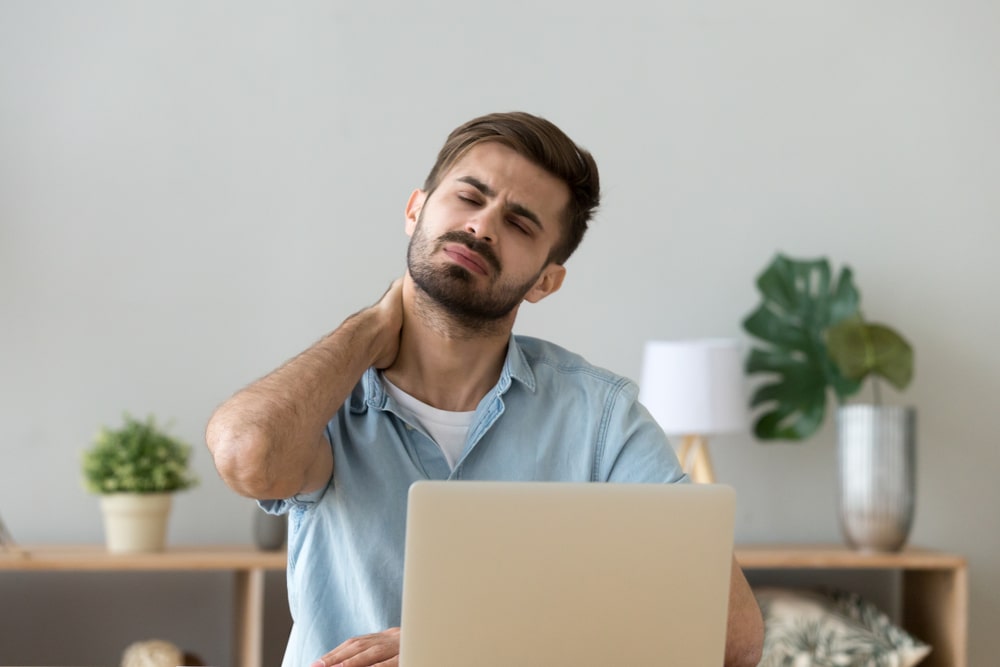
[524,264,567,304]
[405,189,427,236]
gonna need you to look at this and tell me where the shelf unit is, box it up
[735,545,968,667]
[3,544,966,667]
[0,545,286,667]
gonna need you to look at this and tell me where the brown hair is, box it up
[423,111,600,265]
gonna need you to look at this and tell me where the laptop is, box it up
[398,481,736,667]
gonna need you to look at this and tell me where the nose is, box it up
[465,207,501,243]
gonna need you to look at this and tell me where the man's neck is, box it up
[382,277,516,412]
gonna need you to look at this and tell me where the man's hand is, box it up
[369,278,404,370]
[310,627,400,667]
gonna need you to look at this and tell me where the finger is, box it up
[378,277,404,302]
[313,645,393,667]
[313,629,399,666]
[346,654,398,667]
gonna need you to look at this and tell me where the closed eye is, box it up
[507,217,530,234]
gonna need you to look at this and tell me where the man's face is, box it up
[405,142,570,325]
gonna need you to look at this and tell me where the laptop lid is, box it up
[399,481,736,667]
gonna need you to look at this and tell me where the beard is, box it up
[407,216,543,327]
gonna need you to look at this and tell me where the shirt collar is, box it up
[361,335,537,410]
[503,334,536,393]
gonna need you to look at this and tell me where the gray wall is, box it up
[2,1,998,665]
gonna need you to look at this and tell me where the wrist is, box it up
[341,306,395,370]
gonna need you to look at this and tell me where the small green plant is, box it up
[742,254,914,441]
[82,414,198,493]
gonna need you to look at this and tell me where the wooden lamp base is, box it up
[676,434,716,484]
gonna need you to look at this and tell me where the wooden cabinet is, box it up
[735,545,968,667]
[2,544,967,667]
[0,545,285,667]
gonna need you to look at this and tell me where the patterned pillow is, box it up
[754,587,932,667]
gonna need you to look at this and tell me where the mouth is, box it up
[442,243,491,275]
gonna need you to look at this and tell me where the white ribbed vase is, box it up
[837,405,917,552]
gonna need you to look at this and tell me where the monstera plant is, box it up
[741,254,914,441]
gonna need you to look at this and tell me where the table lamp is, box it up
[639,339,747,483]
[0,512,25,557]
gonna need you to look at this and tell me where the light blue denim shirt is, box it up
[261,335,688,667]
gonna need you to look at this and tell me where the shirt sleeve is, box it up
[257,484,327,515]
[256,426,336,514]
[598,378,690,484]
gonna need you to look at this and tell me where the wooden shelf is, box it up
[2,544,966,667]
[735,544,965,569]
[0,544,287,571]
[0,545,286,667]
[735,544,968,667]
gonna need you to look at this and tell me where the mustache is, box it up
[436,231,502,274]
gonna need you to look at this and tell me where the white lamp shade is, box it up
[639,339,747,435]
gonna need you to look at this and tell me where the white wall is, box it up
[2,1,998,664]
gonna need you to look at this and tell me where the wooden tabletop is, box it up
[734,544,967,569]
[0,545,288,571]
[1,544,965,572]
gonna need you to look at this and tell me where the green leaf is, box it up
[743,306,811,349]
[830,267,860,323]
[742,254,863,441]
[752,399,826,441]
[746,349,830,440]
[826,319,914,390]
[81,413,198,494]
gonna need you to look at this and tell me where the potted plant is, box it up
[742,253,916,551]
[82,414,197,552]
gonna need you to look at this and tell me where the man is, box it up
[206,111,764,667]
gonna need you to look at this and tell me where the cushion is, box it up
[754,587,931,667]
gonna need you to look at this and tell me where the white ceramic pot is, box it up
[99,492,173,553]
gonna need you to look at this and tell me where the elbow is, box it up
[725,610,764,667]
[725,558,765,667]
[726,641,763,667]
[205,417,289,500]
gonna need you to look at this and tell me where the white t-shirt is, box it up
[381,374,475,469]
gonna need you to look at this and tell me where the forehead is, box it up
[440,142,570,224]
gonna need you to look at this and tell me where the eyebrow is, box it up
[456,176,544,231]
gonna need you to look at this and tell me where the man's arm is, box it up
[206,279,404,500]
[725,556,764,667]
